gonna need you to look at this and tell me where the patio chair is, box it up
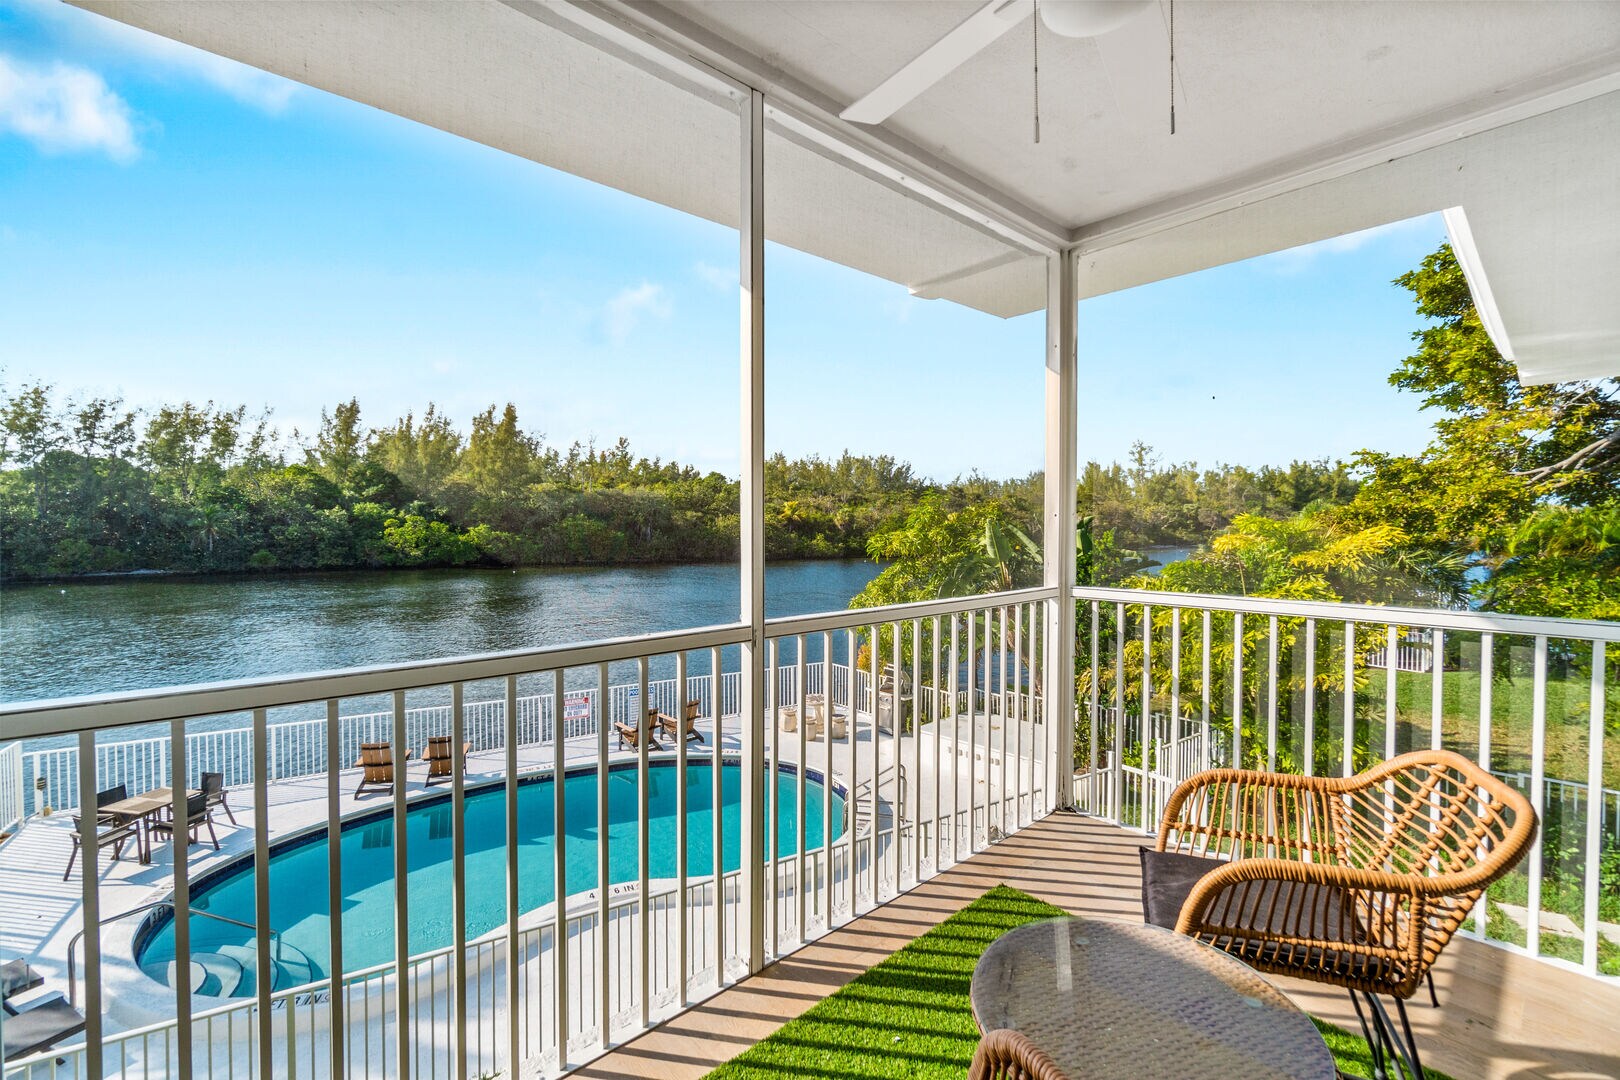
[353,743,413,799]
[0,959,43,1001]
[968,1028,1069,1080]
[1141,748,1536,1080]
[63,786,141,880]
[656,699,705,744]
[149,792,220,853]
[421,736,473,786]
[199,771,237,825]
[2,995,87,1060]
[615,707,662,751]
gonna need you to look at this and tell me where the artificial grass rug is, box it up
[702,885,1454,1080]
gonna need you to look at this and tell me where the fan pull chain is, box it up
[1032,0,1042,144]
[1169,0,1176,134]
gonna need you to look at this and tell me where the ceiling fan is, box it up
[840,0,1168,134]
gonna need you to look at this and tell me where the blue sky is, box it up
[0,0,1448,482]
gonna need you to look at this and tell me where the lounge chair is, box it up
[149,792,219,853]
[421,736,473,786]
[656,699,705,744]
[3,995,87,1060]
[63,785,140,881]
[1141,748,1536,1080]
[615,708,662,751]
[0,959,43,1000]
[200,771,237,825]
[354,743,413,799]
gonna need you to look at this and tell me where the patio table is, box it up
[99,788,201,864]
[970,915,1336,1079]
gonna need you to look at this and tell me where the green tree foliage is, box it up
[1340,243,1619,613]
[1079,443,1357,549]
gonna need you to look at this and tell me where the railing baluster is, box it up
[1343,622,1356,777]
[1012,606,1024,829]
[76,729,104,1080]
[252,707,273,1079]
[1266,615,1278,774]
[171,718,194,1080]
[951,615,961,863]
[1303,619,1316,777]
[392,690,412,1080]
[1473,631,1494,937]
[765,640,780,956]
[326,700,346,1080]
[1582,641,1606,974]
[550,668,568,1070]
[1385,624,1399,761]
[1089,602,1100,812]
[1431,630,1445,751]
[710,646,724,988]
[793,637,807,944]
[911,617,924,869]
[1142,604,1154,824]
[933,616,945,871]
[1231,611,1244,772]
[676,650,691,1001]
[1113,602,1125,822]
[890,618,904,891]
[637,658,650,1029]
[998,605,1010,837]
[1527,635,1548,959]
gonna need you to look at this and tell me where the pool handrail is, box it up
[67,900,282,1007]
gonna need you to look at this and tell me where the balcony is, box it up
[2,588,1616,1079]
[4,2,1619,1079]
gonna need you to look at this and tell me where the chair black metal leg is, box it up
[1348,989,1390,1080]
[1367,992,1423,1080]
[63,839,78,882]
[1393,995,1425,1077]
[221,797,239,826]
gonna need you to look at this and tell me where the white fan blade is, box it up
[841,0,1033,125]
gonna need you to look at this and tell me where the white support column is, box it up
[1043,249,1078,809]
[739,86,768,973]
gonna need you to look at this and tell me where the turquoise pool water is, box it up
[138,761,842,995]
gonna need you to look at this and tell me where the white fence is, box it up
[1,588,1056,1080]
[24,671,748,816]
[1073,584,1620,981]
[0,741,23,833]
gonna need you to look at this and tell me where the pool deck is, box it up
[0,706,1039,1050]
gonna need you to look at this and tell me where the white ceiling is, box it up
[76,0,1620,381]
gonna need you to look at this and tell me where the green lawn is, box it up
[703,885,1453,1080]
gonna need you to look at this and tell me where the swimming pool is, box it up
[137,760,843,997]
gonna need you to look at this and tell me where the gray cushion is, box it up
[1139,847,1227,929]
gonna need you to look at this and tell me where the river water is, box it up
[1,560,881,706]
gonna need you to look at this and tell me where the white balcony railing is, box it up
[1072,585,1620,982]
[0,587,1054,1080]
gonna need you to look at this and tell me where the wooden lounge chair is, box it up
[3,995,87,1060]
[656,699,705,744]
[199,771,237,825]
[354,743,413,799]
[1142,748,1536,1080]
[62,785,140,880]
[615,708,662,751]
[149,792,220,853]
[421,736,473,786]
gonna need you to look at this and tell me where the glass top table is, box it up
[970,916,1337,1079]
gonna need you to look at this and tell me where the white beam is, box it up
[1043,250,1078,808]
[738,87,767,975]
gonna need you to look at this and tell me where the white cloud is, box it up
[17,0,297,113]
[602,283,672,346]
[692,260,735,292]
[0,54,139,161]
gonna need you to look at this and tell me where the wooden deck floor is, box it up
[575,811,1620,1080]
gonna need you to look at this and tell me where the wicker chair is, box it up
[967,1029,1070,1080]
[1144,748,1536,1079]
